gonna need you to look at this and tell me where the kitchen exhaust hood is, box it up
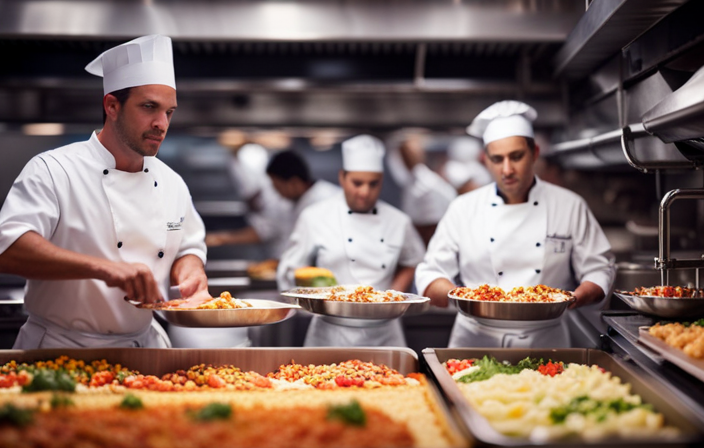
[642,64,704,154]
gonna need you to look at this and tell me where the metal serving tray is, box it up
[448,293,574,321]
[638,326,704,383]
[282,286,430,327]
[423,348,702,447]
[0,347,468,447]
[613,291,704,318]
[133,299,299,328]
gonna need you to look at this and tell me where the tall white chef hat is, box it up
[342,134,385,173]
[466,100,537,146]
[85,34,176,96]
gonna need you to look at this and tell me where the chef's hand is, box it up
[103,261,164,304]
[170,254,211,308]
[570,281,606,309]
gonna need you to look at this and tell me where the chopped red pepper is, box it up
[537,361,564,377]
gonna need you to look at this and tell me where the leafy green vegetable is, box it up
[119,394,144,410]
[115,370,134,384]
[50,394,74,409]
[456,356,544,383]
[549,396,651,424]
[692,319,704,327]
[327,400,366,426]
[0,403,34,427]
[310,276,338,287]
[192,403,232,421]
[22,369,76,393]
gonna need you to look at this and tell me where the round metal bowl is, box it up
[448,293,575,321]
[283,287,431,327]
[613,291,704,318]
[152,299,299,328]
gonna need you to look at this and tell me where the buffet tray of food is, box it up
[127,292,299,328]
[282,285,431,327]
[613,286,704,318]
[423,348,702,447]
[0,348,466,448]
[448,285,575,321]
[638,320,704,382]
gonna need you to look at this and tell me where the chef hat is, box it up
[342,134,385,173]
[447,136,483,163]
[85,34,176,96]
[466,100,537,146]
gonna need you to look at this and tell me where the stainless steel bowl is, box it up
[449,293,575,321]
[293,293,430,327]
[613,291,704,318]
[156,299,299,328]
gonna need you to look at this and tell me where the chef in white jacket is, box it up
[277,135,426,347]
[0,35,208,349]
[415,101,615,348]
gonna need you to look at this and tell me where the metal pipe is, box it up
[658,189,704,284]
[621,125,697,173]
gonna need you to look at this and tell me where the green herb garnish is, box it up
[192,403,232,421]
[327,400,366,426]
[549,396,651,424]
[50,394,74,409]
[22,369,76,393]
[119,394,143,410]
[0,403,34,427]
[456,356,544,383]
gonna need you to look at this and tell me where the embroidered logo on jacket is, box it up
[167,217,185,231]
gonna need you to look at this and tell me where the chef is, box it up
[277,135,426,347]
[415,101,615,348]
[386,131,457,246]
[206,150,340,254]
[0,35,208,349]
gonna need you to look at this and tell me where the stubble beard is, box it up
[114,112,155,158]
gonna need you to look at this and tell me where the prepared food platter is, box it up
[0,348,466,448]
[638,320,704,382]
[423,348,702,447]
[281,285,431,327]
[126,291,299,328]
[448,284,575,321]
[613,286,704,318]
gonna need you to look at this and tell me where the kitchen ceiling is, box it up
[0,0,585,131]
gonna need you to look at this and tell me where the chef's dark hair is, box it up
[266,150,311,183]
[102,87,132,123]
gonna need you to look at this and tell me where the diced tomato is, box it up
[89,371,115,387]
[537,361,564,377]
[207,373,226,388]
[445,358,474,375]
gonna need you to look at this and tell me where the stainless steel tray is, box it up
[423,348,702,447]
[283,286,430,327]
[0,347,418,376]
[146,299,299,328]
[638,326,704,382]
[448,293,574,321]
[613,291,704,318]
[0,347,468,447]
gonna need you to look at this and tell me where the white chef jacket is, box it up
[401,165,457,226]
[277,194,426,347]
[415,177,615,348]
[0,132,207,349]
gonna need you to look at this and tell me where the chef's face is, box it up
[112,84,177,157]
[485,136,539,204]
[339,171,383,213]
[269,175,298,200]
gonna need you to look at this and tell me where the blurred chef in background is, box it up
[442,136,493,195]
[416,100,615,348]
[206,150,340,255]
[277,135,425,346]
[386,131,457,247]
[0,35,209,349]
[211,136,293,259]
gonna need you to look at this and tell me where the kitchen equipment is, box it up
[423,347,702,447]
[448,293,575,321]
[613,290,704,318]
[638,326,704,382]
